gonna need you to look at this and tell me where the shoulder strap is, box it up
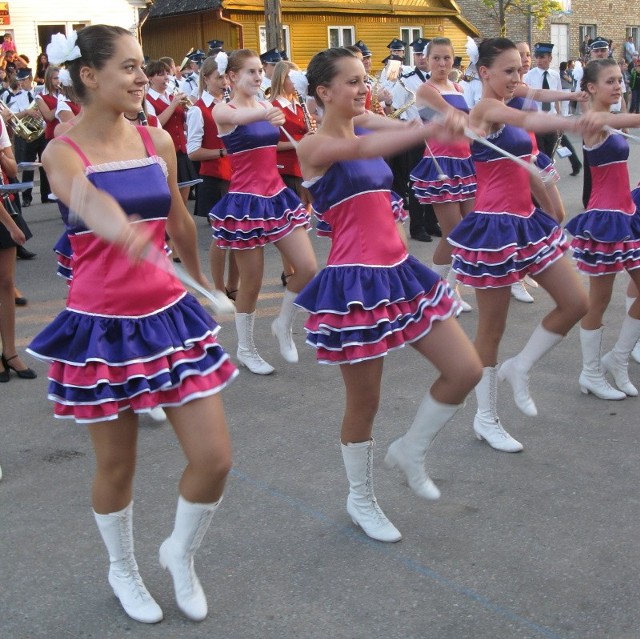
[57,136,92,167]
[136,125,157,157]
[415,68,427,83]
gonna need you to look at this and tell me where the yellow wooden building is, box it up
[141,0,479,71]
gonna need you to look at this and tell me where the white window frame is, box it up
[626,26,640,53]
[400,27,421,66]
[259,24,291,57]
[579,24,596,47]
[327,26,354,48]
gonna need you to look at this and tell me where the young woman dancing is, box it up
[565,58,640,399]
[210,49,317,375]
[448,38,591,452]
[186,54,239,300]
[295,47,482,543]
[28,26,237,624]
[411,37,476,312]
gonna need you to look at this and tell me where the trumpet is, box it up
[0,100,45,142]
[171,86,194,110]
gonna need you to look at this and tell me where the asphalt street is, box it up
[2,131,640,639]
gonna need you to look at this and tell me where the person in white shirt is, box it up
[258,48,281,98]
[624,36,637,64]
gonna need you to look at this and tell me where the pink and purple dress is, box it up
[566,132,640,274]
[448,124,567,288]
[507,95,559,184]
[295,155,459,364]
[28,127,238,423]
[209,111,309,249]
[410,86,476,204]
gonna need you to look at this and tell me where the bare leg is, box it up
[0,247,26,372]
[474,286,512,366]
[580,273,616,330]
[432,201,464,266]
[274,227,317,293]
[233,247,264,314]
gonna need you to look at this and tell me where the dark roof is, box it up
[148,0,222,18]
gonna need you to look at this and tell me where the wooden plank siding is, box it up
[142,2,479,71]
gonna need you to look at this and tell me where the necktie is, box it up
[542,71,551,111]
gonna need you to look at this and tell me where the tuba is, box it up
[0,100,45,142]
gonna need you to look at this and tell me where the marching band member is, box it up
[294,46,482,542]
[412,37,476,311]
[186,53,239,299]
[565,58,640,400]
[258,48,281,99]
[210,48,316,375]
[145,59,197,205]
[29,25,237,624]
[448,37,591,452]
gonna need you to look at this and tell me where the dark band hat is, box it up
[16,67,32,80]
[410,38,430,54]
[381,54,405,65]
[590,37,610,50]
[387,38,407,51]
[453,56,462,67]
[207,39,224,50]
[187,50,206,62]
[534,42,554,55]
[279,50,289,61]
[260,48,282,64]
[355,40,372,57]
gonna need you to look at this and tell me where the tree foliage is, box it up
[480,0,564,37]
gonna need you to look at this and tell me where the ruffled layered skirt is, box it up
[209,186,309,249]
[27,292,238,423]
[410,156,476,205]
[295,255,459,364]
[449,208,568,288]
[565,208,640,275]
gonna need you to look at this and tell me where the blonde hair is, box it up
[269,61,299,99]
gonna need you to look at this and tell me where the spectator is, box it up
[629,57,640,113]
[580,36,591,62]
[625,35,638,63]
[1,33,15,55]
[559,61,573,116]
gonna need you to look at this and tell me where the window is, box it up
[400,27,421,66]
[38,22,88,53]
[328,26,354,48]
[578,24,596,52]
[259,24,290,57]
[627,26,640,51]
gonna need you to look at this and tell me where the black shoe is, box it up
[410,230,432,243]
[22,198,32,207]
[14,296,27,306]
[570,165,582,176]
[425,225,442,238]
[1,353,37,380]
[16,246,37,260]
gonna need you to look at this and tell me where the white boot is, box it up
[511,281,534,303]
[601,315,640,396]
[524,274,539,288]
[93,502,163,624]
[341,440,401,543]
[271,288,299,363]
[498,324,562,417]
[440,261,472,312]
[384,392,460,500]
[148,407,167,422]
[235,311,274,375]
[625,296,640,364]
[578,327,626,400]
[473,366,523,453]
[159,496,221,621]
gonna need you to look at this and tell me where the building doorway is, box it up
[551,23,569,68]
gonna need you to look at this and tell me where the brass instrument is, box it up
[295,91,316,134]
[223,87,231,103]
[389,77,416,119]
[367,74,382,115]
[0,100,45,142]
[172,86,194,110]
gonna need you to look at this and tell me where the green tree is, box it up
[481,0,563,37]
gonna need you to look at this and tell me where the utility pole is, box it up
[264,0,283,51]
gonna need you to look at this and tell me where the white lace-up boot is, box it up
[159,496,221,621]
[624,296,640,364]
[235,311,274,375]
[271,288,299,363]
[473,366,523,452]
[341,440,401,543]
[601,315,640,396]
[578,327,626,400]
[384,392,461,500]
[498,324,562,417]
[93,502,163,624]
[511,280,534,303]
